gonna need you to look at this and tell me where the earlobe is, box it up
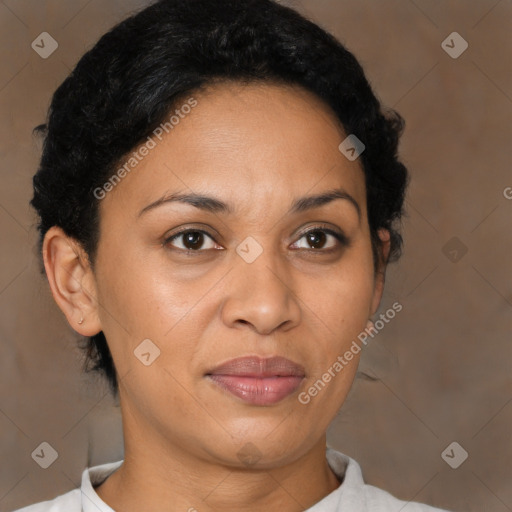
[42,226,102,336]
[370,228,391,316]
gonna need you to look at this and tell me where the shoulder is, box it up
[9,489,81,512]
[363,483,449,511]
[325,447,450,512]
[9,459,122,512]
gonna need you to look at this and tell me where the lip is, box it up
[205,356,305,406]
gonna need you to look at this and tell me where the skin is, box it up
[43,81,390,512]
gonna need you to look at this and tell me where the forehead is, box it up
[101,81,367,219]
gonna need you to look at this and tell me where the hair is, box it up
[31,0,409,396]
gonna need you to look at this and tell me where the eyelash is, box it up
[163,225,350,255]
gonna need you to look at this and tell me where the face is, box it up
[46,81,389,469]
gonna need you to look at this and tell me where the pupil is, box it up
[185,232,202,250]
[308,231,325,249]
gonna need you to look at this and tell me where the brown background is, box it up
[0,1,511,511]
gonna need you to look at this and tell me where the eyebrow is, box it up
[138,187,361,220]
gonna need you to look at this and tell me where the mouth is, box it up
[205,355,306,406]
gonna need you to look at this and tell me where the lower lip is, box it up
[207,375,304,405]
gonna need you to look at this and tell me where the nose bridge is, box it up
[221,235,301,334]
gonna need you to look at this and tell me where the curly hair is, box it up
[31,0,409,396]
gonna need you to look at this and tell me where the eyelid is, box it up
[294,223,348,242]
[163,223,220,241]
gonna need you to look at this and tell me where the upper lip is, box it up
[206,356,305,378]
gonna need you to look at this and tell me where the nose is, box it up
[220,243,301,335]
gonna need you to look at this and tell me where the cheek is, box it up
[92,239,215,378]
[305,249,375,339]
[297,246,375,402]
[303,281,372,383]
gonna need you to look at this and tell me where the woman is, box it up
[15,0,450,510]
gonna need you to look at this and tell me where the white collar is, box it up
[79,447,362,512]
[81,459,121,512]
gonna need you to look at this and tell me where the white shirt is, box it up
[11,447,450,511]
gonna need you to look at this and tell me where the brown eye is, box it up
[291,228,348,251]
[305,230,328,249]
[165,229,218,251]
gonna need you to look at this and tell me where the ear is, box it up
[370,228,391,316]
[42,226,102,336]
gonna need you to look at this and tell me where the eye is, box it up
[291,227,349,251]
[164,229,219,252]
[164,225,349,254]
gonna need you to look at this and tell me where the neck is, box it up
[95,426,341,512]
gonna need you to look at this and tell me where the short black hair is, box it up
[31,0,409,396]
